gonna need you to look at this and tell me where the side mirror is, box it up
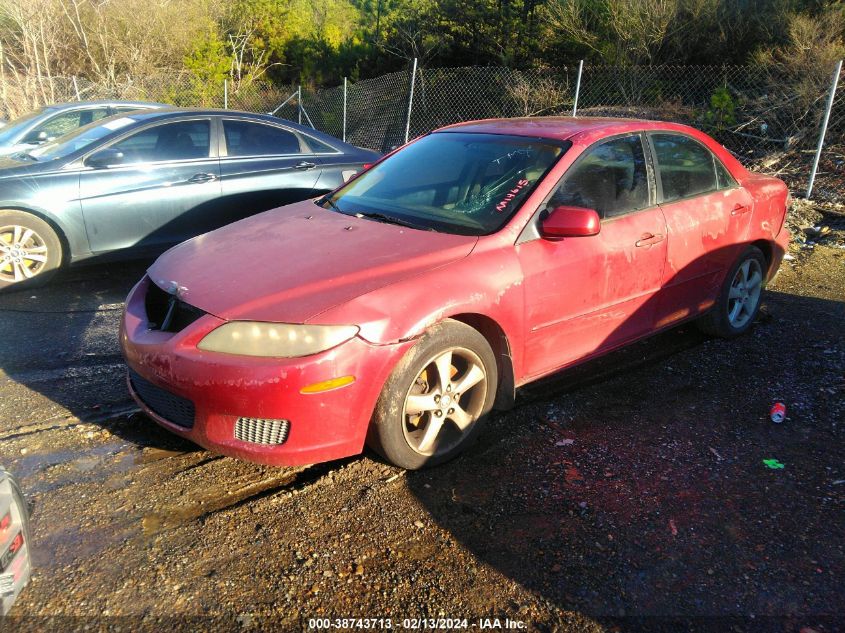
[23,130,49,145]
[85,148,125,169]
[540,205,600,239]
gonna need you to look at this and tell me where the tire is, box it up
[368,319,498,469]
[697,245,767,338]
[0,210,63,291]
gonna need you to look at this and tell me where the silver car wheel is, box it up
[402,347,488,457]
[727,258,763,329]
[0,224,49,283]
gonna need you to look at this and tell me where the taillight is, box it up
[9,532,23,555]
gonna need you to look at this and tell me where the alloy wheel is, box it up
[727,258,763,329]
[0,224,49,283]
[402,347,488,457]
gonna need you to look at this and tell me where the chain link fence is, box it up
[2,63,842,198]
[0,73,295,118]
[811,64,845,202]
[314,63,845,198]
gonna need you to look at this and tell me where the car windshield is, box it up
[0,108,49,144]
[28,115,138,161]
[319,132,568,236]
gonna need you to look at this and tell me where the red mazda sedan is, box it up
[121,118,790,469]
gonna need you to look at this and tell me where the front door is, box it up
[518,134,668,378]
[79,118,220,253]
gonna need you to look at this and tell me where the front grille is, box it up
[129,369,195,429]
[145,279,206,333]
[235,418,290,445]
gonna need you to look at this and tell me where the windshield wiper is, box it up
[317,196,434,231]
[353,211,434,231]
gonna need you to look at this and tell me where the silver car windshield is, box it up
[28,115,138,161]
[319,132,568,236]
[0,108,48,144]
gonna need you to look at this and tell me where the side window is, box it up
[32,108,110,140]
[714,158,737,190]
[302,135,338,153]
[549,135,649,219]
[652,134,718,202]
[111,120,210,164]
[223,120,303,156]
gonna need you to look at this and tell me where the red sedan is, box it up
[121,118,790,469]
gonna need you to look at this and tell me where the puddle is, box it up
[6,440,138,494]
[33,520,139,569]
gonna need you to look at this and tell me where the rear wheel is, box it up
[697,245,766,338]
[0,210,63,291]
[368,319,497,469]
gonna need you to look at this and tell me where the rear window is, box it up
[223,120,302,156]
[652,133,718,202]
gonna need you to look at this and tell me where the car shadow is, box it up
[400,242,845,631]
[2,232,843,629]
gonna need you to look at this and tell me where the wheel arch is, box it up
[448,312,516,410]
[0,204,72,266]
[750,239,775,281]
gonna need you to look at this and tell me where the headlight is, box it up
[197,322,359,358]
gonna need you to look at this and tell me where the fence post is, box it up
[224,79,228,109]
[343,77,348,143]
[806,59,843,199]
[72,76,81,101]
[298,85,302,125]
[572,60,583,117]
[404,58,418,145]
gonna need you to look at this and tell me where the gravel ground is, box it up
[0,217,843,633]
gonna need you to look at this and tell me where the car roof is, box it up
[127,107,298,121]
[116,108,348,142]
[45,100,167,110]
[436,116,702,142]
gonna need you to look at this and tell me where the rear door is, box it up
[309,135,368,193]
[79,117,221,253]
[649,132,754,327]
[218,118,323,223]
[518,133,668,378]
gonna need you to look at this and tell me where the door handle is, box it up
[635,233,665,247]
[294,161,317,170]
[731,204,750,216]
[188,173,217,184]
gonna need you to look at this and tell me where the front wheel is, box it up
[697,245,766,338]
[0,210,63,291]
[368,319,497,469]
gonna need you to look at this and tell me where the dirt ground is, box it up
[0,210,843,632]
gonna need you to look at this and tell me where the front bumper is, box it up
[121,277,413,467]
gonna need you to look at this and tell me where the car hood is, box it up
[147,200,478,323]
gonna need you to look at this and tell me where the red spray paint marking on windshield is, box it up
[495,179,530,212]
